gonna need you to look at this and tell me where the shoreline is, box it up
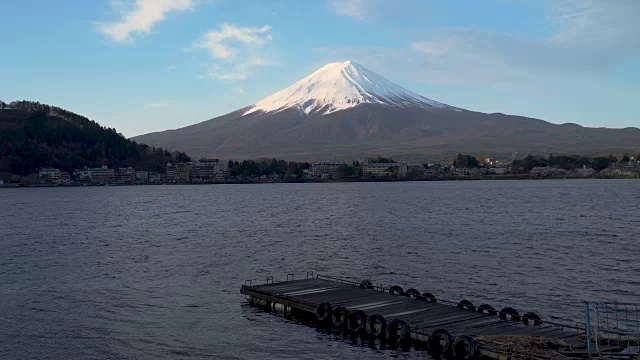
[1,175,637,188]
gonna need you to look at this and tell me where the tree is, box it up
[476,154,488,164]
[174,152,191,163]
[369,156,394,163]
[407,166,424,178]
[511,154,547,173]
[337,164,358,178]
[592,156,615,171]
[0,101,187,175]
[453,153,479,168]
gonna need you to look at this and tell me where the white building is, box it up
[149,172,160,183]
[489,163,509,175]
[362,161,407,177]
[39,168,61,182]
[135,171,149,182]
[73,168,91,180]
[311,161,343,177]
[114,167,135,183]
[88,166,115,183]
[166,163,176,182]
[454,167,471,176]
[192,158,223,180]
[59,172,71,184]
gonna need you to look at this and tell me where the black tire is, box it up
[360,280,374,289]
[316,302,332,324]
[499,307,520,321]
[405,288,420,298]
[422,292,437,303]
[457,299,476,311]
[389,285,404,295]
[452,335,479,359]
[385,319,411,345]
[522,312,542,325]
[366,314,387,338]
[332,306,349,329]
[477,304,498,315]
[348,310,368,333]
[428,329,452,355]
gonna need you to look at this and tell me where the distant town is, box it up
[1,152,639,187]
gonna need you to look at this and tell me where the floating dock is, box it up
[241,274,598,359]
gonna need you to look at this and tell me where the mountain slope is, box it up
[0,101,189,175]
[134,61,640,160]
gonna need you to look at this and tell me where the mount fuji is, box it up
[243,60,456,116]
[134,61,640,160]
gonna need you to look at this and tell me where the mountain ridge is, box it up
[133,62,640,161]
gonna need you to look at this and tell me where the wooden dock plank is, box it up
[241,277,585,354]
[414,313,493,330]
[253,278,334,291]
[297,288,392,307]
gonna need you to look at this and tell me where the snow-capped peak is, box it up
[244,60,455,116]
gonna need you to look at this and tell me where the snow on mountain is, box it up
[244,60,456,116]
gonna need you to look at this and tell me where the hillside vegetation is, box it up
[0,100,189,176]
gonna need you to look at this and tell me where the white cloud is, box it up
[215,72,248,80]
[406,0,640,85]
[193,24,276,81]
[97,0,195,43]
[201,57,276,81]
[145,102,169,108]
[320,1,638,87]
[167,65,177,71]
[331,0,370,21]
[193,24,272,59]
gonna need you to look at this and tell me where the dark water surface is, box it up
[2,180,639,359]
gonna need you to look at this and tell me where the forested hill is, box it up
[0,100,190,176]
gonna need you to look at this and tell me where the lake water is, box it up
[1,180,639,359]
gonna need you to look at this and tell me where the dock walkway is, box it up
[241,275,590,359]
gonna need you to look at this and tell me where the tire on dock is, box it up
[389,285,404,295]
[405,288,421,298]
[499,306,521,321]
[316,302,333,324]
[452,335,479,359]
[457,299,476,311]
[385,319,411,346]
[477,304,498,315]
[366,314,387,338]
[422,292,437,302]
[348,310,368,334]
[522,312,542,325]
[332,306,349,330]
[359,280,374,289]
[428,329,453,355]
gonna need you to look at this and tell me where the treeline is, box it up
[227,159,310,177]
[226,159,363,178]
[511,154,624,173]
[0,101,190,175]
[449,152,633,173]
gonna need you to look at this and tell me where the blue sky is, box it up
[1,0,638,137]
